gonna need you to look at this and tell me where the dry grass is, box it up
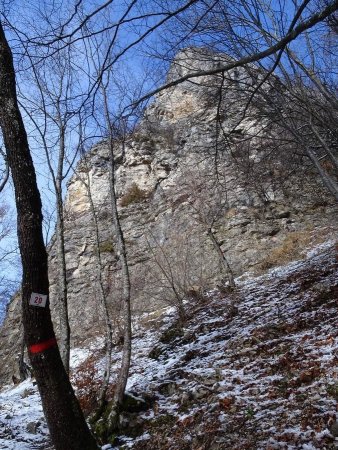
[257,229,318,272]
[72,354,101,416]
[120,183,148,207]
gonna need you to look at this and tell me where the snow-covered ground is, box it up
[0,380,50,449]
[0,241,337,449]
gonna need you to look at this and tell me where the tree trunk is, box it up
[305,147,338,201]
[18,324,28,382]
[103,94,132,429]
[207,228,236,289]
[0,22,98,450]
[107,140,132,419]
[55,190,70,373]
[79,167,113,409]
[55,124,70,373]
[309,121,338,171]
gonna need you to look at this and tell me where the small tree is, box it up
[21,47,80,373]
[179,166,236,288]
[75,151,114,416]
[145,228,216,323]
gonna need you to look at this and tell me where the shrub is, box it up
[72,355,101,416]
[120,183,148,207]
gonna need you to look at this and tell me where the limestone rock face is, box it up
[0,48,337,387]
[0,293,22,386]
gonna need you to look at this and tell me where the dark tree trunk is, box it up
[0,22,98,450]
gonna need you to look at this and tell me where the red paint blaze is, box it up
[29,338,57,354]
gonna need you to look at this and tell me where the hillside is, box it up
[0,0,337,447]
[0,239,337,449]
[1,48,337,387]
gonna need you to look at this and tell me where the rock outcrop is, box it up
[0,48,337,387]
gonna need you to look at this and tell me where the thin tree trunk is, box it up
[55,189,70,372]
[309,121,338,171]
[79,167,113,410]
[108,145,132,412]
[0,22,98,450]
[20,63,72,372]
[305,147,338,201]
[0,149,9,193]
[207,227,236,288]
[55,123,70,373]
[102,93,132,428]
[18,323,28,381]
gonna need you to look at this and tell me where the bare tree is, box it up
[20,47,81,373]
[74,147,114,415]
[100,85,133,431]
[0,1,336,446]
[180,167,236,288]
[145,227,217,323]
[246,68,338,201]
[0,204,19,323]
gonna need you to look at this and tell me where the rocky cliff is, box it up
[0,48,337,387]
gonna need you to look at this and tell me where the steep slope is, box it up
[0,48,337,388]
[1,240,337,449]
[119,241,338,450]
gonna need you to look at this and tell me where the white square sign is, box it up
[29,292,48,308]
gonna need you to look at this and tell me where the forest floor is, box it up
[0,239,337,450]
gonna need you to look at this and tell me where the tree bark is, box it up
[55,188,70,373]
[0,22,98,450]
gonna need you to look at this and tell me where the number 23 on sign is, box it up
[29,292,47,308]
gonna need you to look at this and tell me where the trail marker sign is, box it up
[29,292,47,308]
